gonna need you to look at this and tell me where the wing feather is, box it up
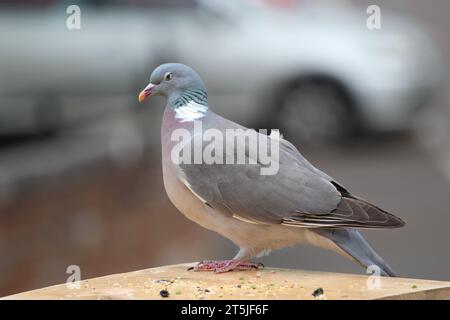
[175,114,404,229]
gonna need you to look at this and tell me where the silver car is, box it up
[0,0,440,142]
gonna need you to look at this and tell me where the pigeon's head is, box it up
[138,63,206,103]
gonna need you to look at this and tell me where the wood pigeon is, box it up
[138,63,405,276]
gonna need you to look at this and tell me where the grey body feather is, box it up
[178,112,405,229]
[314,229,397,276]
[146,63,405,276]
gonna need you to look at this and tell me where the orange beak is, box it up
[138,83,156,102]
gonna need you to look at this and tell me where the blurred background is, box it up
[0,0,449,296]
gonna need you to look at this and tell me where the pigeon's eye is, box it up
[164,72,173,81]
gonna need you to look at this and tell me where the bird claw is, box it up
[189,260,263,273]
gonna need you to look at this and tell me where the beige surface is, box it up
[3,263,450,300]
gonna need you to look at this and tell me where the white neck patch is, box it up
[174,100,208,122]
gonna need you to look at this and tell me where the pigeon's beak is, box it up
[138,83,156,103]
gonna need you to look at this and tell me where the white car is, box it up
[0,0,440,142]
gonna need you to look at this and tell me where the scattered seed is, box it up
[312,288,324,298]
[412,285,417,289]
[159,289,170,298]
[175,291,182,295]
[156,279,170,284]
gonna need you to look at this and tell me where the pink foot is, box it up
[189,260,264,273]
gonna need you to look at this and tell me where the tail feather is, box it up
[314,228,397,277]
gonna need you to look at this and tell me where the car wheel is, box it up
[34,96,63,136]
[276,78,356,145]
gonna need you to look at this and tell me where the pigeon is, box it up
[138,63,405,276]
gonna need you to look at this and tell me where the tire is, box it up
[276,78,357,145]
[34,96,63,137]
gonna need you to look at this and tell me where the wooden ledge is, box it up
[3,263,450,300]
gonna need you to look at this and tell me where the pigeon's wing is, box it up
[176,131,404,229]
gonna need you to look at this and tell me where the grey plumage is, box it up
[314,229,397,276]
[139,63,405,276]
[179,113,404,229]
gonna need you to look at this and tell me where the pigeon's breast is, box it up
[160,108,209,225]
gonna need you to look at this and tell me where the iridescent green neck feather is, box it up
[173,89,208,122]
[174,88,208,108]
